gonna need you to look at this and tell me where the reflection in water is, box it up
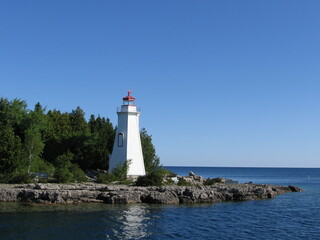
[105,204,160,239]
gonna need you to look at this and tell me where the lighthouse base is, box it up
[127,175,141,181]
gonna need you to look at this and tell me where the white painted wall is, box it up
[109,103,146,176]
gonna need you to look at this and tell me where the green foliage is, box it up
[0,97,161,185]
[96,161,130,184]
[24,128,45,173]
[8,170,33,184]
[54,167,74,183]
[87,115,115,169]
[71,164,87,182]
[30,159,55,176]
[96,173,117,184]
[69,107,88,133]
[0,174,8,183]
[0,124,23,174]
[53,153,73,183]
[53,153,88,183]
[140,128,160,174]
[111,161,130,181]
[135,171,163,186]
[54,152,73,169]
[0,98,28,135]
[155,167,177,177]
[135,166,174,186]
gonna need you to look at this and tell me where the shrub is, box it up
[0,174,8,183]
[96,173,117,184]
[71,164,87,182]
[54,167,74,183]
[54,152,73,169]
[111,160,130,181]
[155,167,177,177]
[96,160,131,184]
[31,158,55,177]
[9,171,33,184]
[136,172,163,186]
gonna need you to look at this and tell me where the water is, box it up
[0,167,320,240]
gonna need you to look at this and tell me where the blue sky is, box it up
[1,1,320,167]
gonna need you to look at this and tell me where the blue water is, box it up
[0,167,320,240]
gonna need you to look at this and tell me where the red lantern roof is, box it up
[123,90,135,101]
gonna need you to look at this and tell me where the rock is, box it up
[0,182,303,205]
[0,187,20,202]
[189,171,196,177]
[213,177,225,183]
[142,191,179,204]
[288,185,303,192]
[193,175,203,182]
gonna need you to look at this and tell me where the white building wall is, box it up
[109,104,145,176]
[126,113,145,176]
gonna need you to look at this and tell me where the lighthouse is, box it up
[109,91,146,178]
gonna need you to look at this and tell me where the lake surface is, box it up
[1,167,320,240]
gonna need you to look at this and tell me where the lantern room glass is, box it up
[123,100,135,105]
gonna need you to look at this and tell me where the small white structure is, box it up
[109,91,146,177]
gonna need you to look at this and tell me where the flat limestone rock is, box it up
[0,183,303,205]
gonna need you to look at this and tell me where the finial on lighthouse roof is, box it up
[123,90,136,101]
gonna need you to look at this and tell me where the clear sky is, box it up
[1,1,320,167]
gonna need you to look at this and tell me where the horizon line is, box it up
[164,165,320,169]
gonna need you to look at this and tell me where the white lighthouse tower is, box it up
[109,90,146,178]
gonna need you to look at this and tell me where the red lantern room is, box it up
[123,90,136,106]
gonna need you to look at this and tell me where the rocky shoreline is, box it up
[0,183,302,204]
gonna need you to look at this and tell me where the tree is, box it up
[0,98,26,177]
[140,128,160,174]
[86,115,115,170]
[23,103,47,173]
[0,125,23,175]
[53,152,74,183]
[0,97,163,184]
[69,106,88,133]
[24,128,45,173]
[43,110,72,163]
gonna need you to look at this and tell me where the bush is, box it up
[9,171,33,184]
[111,160,130,181]
[54,152,74,169]
[96,173,117,184]
[135,167,177,186]
[96,161,131,184]
[54,167,74,183]
[31,158,55,177]
[136,172,163,186]
[96,173,132,185]
[71,164,87,182]
[0,174,8,183]
[155,167,177,177]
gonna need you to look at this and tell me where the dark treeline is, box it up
[0,98,160,183]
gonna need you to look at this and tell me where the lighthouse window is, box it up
[118,133,124,147]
